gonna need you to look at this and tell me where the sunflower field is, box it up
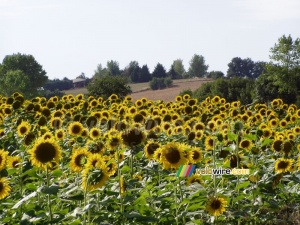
[0,92,300,224]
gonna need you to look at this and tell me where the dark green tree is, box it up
[188,54,209,78]
[227,57,265,79]
[139,65,152,82]
[167,65,178,79]
[256,35,300,104]
[152,63,167,78]
[207,71,224,79]
[123,61,141,82]
[87,76,132,99]
[0,53,48,97]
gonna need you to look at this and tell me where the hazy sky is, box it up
[1,0,300,80]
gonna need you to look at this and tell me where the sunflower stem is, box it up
[46,166,53,224]
[117,149,125,224]
[213,137,217,197]
[178,177,186,224]
[235,133,240,211]
[174,180,179,225]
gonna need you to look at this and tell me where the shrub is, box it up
[87,75,132,99]
[149,77,173,90]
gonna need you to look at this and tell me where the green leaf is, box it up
[262,138,273,146]
[61,194,84,201]
[52,169,63,177]
[25,183,37,191]
[70,220,82,225]
[237,181,251,190]
[243,134,256,141]
[228,132,238,141]
[40,185,59,195]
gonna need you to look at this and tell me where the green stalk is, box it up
[178,177,186,224]
[46,166,53,224]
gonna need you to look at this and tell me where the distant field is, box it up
[63,78,211,102]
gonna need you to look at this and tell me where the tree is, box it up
[207,71,224,79]
[0,70,30,96]
[172,59,185,79]
[87,76,132,99]
[123,61,141,83]
[188,54,209,78]
[152,63,167,78]
[94,64,108,79]
[227,57,265,79]
[139,65,152,82]
[256,35,300,104]
[0,53,48,97]
[106,60,121,76]
[167,65,178,79]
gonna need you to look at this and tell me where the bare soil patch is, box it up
[130,78,211,102]
[63,78,212,102]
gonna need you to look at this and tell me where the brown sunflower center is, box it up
[35,143,56,163]
[192,151,200,160]
[71,125,82,134]
[273,140,283,152]
[147,143,159,155]
[75,154,87,167]
[0,182,3,191]
[278,161,289,169]
[211,199,221,209]
[165,147,181,164]
[241,140,250,148]
[20,127,28,134]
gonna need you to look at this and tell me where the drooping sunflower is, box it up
[82,160,109,191]
[272,139,283,152]
[0,150,9,170]
[70,148,91,172]
[24,132,36,146]
[206,196,227,217]
[50,117,63,129]
[28,138,61,170]
[187,174,204,186]
[68,121,84,136]
[144,141,160,160]
[274,158,294,173]
[0,177,11,200]
[107,133,122,150]
[7,155,22,168]
[121,127,145,147]
[159,142,188,170]
[17,121,31,137]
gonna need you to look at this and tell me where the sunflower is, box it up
[239,139,253,151]
[119,175,126,196]
[272,139,283,152]
[28,138,61,170]
[50,117,63,129]
[87,140,106,154]
[159,142,188,170]
[89,127,102,140]
[121,127,145,147]
[0,177,11,200]
[42,131,54,140]
[205,136,214,151]
[55,129,65,140]
[70,148,91,172]
[0,150,8,170]
[279,119,288,128]
[186,174,204,186]
[68,121,84,136]
[187,147,203,164]
[82,160,109,191]
[206,196,227,216]
[107,133,122,150]
[17,121,31,137]
[24,132,36,146]
[81,128,89,138]
[282,141,293,154]
[103,156,117,177]
[274,158,294,173]
[6,155,21,169]
[144,141,160,160]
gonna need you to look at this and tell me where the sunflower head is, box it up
[206,196,227,216]
[275,158,294,173]
[70,148,91,172]
[121,128,145,147]
[68,121,84,136]
[17,121,31,137]
[0,177,11,200]
[187,174,204,186]
[144,141,160,160]
[28,138,61,170]
[160,142,188,170]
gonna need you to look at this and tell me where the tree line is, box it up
[0,35,299,105]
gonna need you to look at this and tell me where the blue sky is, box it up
[1,0,300,80]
